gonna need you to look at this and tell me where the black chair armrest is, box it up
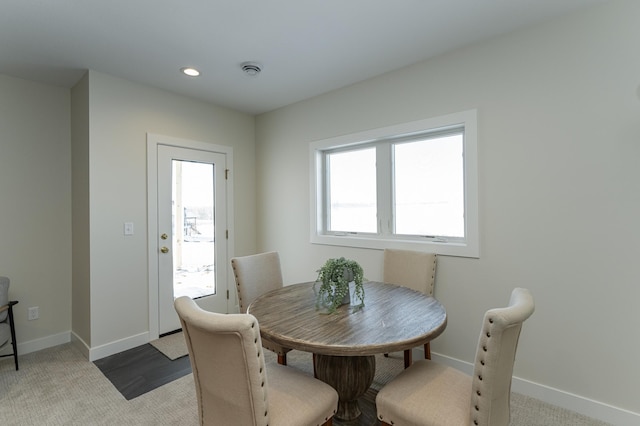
[0,300,18,314]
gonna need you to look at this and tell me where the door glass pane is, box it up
[172,160,215,299]
[327,148,377,233]
[394,134,464,237]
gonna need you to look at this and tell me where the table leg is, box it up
[314,354,375,421]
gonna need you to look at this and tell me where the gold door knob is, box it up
[160,246,169,253]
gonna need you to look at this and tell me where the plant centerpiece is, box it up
[314,257,365,313]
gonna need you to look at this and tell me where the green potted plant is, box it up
[314,257,365,313]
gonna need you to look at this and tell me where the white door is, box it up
[157,144,229,334]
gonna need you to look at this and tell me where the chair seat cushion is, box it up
[0,322,10,347]
[267,363,338,426]
[376,360,472,426]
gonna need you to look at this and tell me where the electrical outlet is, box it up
[28,306,39,320]
[124,222,134,236]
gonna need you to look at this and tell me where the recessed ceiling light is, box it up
[180,67,200,77]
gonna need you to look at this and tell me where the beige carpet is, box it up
[149,332,188,360]
[0,343,198,426]
[0,343,612,426]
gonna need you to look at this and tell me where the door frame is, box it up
[146,133,235,340]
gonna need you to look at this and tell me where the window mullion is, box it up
[321,152,330,232]
[376,143,392,236]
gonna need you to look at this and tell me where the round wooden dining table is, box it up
[247,281,447,421]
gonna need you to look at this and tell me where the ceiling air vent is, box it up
[241,62,262,76]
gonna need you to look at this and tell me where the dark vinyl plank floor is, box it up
[94,344,191,400]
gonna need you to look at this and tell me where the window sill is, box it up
[310,233,479,258]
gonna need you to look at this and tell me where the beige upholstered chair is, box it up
[383,248,437,368]
[376,288,535,426]
[0,276,19,370]
[231,251,292,365]
[175,296,338,426]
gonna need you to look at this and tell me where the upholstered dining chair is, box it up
[376,288,535,426]
[383,248,437,368]
[174,296,338,426]
[231,251,292,365]
[0,276,19,370]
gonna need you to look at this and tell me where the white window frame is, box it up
[309,110,479,258]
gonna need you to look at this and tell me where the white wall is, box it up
[255,0,640,422]
[2,69,257,361]
[0,74,72,353]
[73,71,256,352]
[71,73,91,346]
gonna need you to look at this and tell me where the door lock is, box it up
[161,233,168,240]
[160,246,169,253]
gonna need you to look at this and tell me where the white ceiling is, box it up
[1,0,606,115]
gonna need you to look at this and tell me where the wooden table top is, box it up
[247,281,447,356]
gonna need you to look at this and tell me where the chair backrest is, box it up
[383,249,437,295]
[231,251,283,313]
[0,276,9,322]
[470,288,535,426]
[174,296,270,426]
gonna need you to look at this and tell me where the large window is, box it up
[310,110,478,258]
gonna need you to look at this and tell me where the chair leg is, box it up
[277,353,287,366]
[313,353,317,378]
[383,353,389,357]
[388,344,429,368]
[8,302,18,370]
[403,349,412,369]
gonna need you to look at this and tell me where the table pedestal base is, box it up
[314,354,375,421]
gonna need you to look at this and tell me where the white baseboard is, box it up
[6,331,151,363]
[85,331,150,361]
[68,331,150,361]
[427,350,640,426]
[10,331,71,356]
[70,332,91,360]
[512,375,640,426]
